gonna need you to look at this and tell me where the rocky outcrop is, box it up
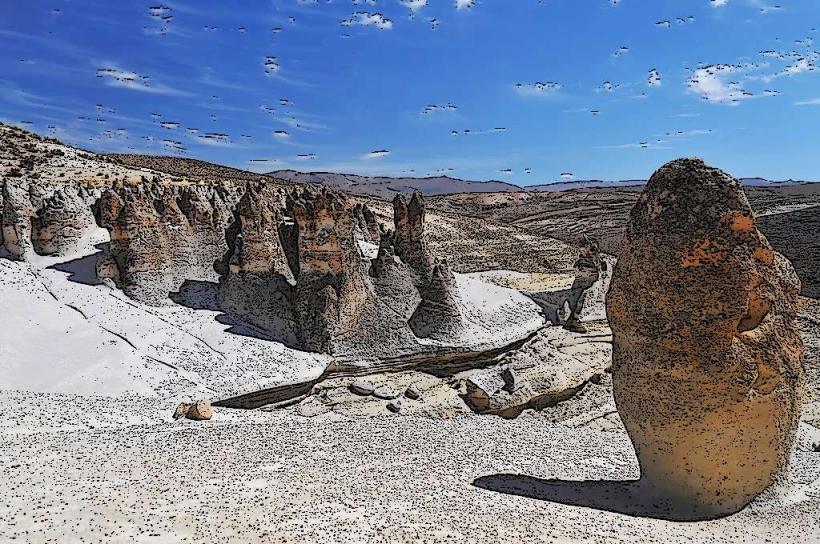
[1,179,35,259]
[1,178,100,260]
[607,158,805,520]
[353,203,381,243]
[215,184,298,345]
[96,182,237,305]
[30,186,97,256]
[214,186,466,357]
[563,235,613,331]
[291,189,377,352]
[393,192,434,284]
[409,260,463,339]
[465,325,611,418]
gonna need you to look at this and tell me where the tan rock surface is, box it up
[608,158,805,519]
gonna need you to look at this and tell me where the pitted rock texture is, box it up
[290,188,378,352]
[30,185,97,256]
[607,158,805,520]
[563,235,613,330]
[97,182,238,305]
[1,178,35,259]
[393,192,434,285]
[409,261,463,340]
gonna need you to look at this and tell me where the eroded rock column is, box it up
[607,158,804,519]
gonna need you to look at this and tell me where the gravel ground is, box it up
[1,396,819,544]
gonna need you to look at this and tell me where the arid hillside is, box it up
[430,185,820,298]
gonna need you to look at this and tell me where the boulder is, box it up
[372,386,400,400]
[186,399,213,421]
[350,379,376,396]
[608,158,805,520]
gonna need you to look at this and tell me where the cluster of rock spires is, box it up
[95,180,241,304]
[1,178,100,260]
[214,186,462,356]
[608,158,804,520]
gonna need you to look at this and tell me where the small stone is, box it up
[386,400,402,413]
[350,379,376,396]
[501,366,519,392]
[173,402,191,420]
[404,385,421,400]
[373,386,399,400]
[186,399,213,421]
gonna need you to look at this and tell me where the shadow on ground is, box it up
[472,474,727,522]
[48,244,106,286]
[170,279,300,347]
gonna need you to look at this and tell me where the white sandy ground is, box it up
[0,392,818,544]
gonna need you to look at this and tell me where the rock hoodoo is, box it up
[215,187,464,357]
[563,234,612,331]
[1,178,98,260]
[607,158,805,519]
[96,181,238,305]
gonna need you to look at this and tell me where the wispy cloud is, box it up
[95,64,188,95]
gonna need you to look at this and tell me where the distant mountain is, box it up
[268,169,814,198]
[524,179,647,192]
[266,170,521,199]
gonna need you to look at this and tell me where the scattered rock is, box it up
[350,379,376,396]
[404,384,421,400]
[386,400,402,413]
[372,386,399,400]
[173,402,191,420]
[608,158,805,520]
[186,399,213,421]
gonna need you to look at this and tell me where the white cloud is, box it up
[400,0,428,12]
[647,69,662,86]
[686,64,764,105]
[341,12,393,30]
[514,81,561,97]
[95,65,185,95]
[794,97,820,106]
[711,0,729,7]
[455,0,476,9]
[362,149,391,159]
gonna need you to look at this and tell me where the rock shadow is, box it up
[472,474,730,522]
[169,279,221,311]
[48,244,106,286]
[170,279,300,348]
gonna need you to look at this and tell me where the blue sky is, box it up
[1,0,819,184]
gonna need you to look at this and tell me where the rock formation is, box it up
[393,192,433,284]
[290,188,376,352]
[30,185,97,256]
[1,179,35,259]
[2,180,101,260]
[408,260,463,339]
[96,182,237,305]
[563,235,613,332]
[607,158,805,519]
[215,184,299,345]
[214,186,462,356]
[464,325,611,418]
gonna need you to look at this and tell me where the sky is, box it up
[1,0,819,184]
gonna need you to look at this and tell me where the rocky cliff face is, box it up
[96,182,238,305]
[214,187,463,356]
[1,178,99,260]
[393,192,434,285]
[607,158,805,520]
